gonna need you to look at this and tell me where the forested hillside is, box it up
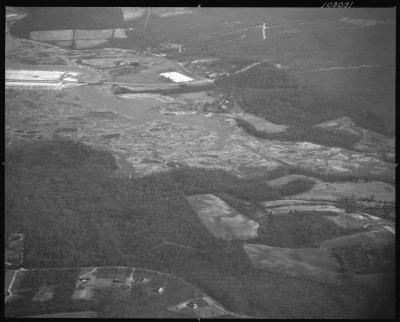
[9,139,374,319]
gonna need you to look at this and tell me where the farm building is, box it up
[6,70,64,82]
[186,298,209,309]
[160,72,194,83]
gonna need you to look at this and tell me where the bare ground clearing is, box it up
[316,116,394,158]
[324,213,385,230]
[27,311,97,318]
[5,29,395,181]
[320,228,394,249]
[243,243,342,284]
[268,174,312,188]
[265,204,346,215]
[288,179,394,202]
[187,194,259,240]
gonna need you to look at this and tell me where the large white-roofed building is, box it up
[6,70,65,82]
[160,72,194,83]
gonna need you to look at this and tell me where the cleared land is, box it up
[288,178,395,202]
[32,285,55,302]
[316,116,395,158]
[30,30,73,41]
[268,174,311,188]
[262,199,331,208]
[234,113,288,133]
[187,194,259,240]
[4,41,394,181]
[243,243,341,283]
[320,228,394,249]
[75,29,114,40]
[265,204,345,215]
[27,311,97,318]
[324,213,377,230]
[75,40,109,49]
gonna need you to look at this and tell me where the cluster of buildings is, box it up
[186,61,229,80]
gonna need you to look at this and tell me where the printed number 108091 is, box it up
[321,2,353,8]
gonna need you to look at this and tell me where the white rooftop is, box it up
[160,72,193,83]
[6,70,65,81]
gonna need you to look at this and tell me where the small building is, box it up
[186,298,209,310]
[187,301,198,309]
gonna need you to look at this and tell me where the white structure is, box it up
[6,70,64,82]
[160,72,193,83]
[262,22,267,40]
[5,70,82,89]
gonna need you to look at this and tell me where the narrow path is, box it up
[78,267,97,279]
[310,64,389,72]
[5,269,20,302]
[151,241,199,251]
[231,59,269,76]
[127,267,135,286]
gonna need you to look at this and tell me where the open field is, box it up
[252,214,357,249]
[75,40,109,49]
[30,30,73,41]
[288,178,395,202]
[262,199,331,208]
[264,204,345,215]
[32,285,55,302]
[187,194,259,240]
[75,29,114,40]
[324,213,381,230]
[268,174,311,188]
[244,243,341,283]
[121,7,146,21]
[27,311,97,318]
[234,112,288,133]
[320,228,394,249]
[316,116,395,159]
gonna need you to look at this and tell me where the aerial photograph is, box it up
[4,5,396,319]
